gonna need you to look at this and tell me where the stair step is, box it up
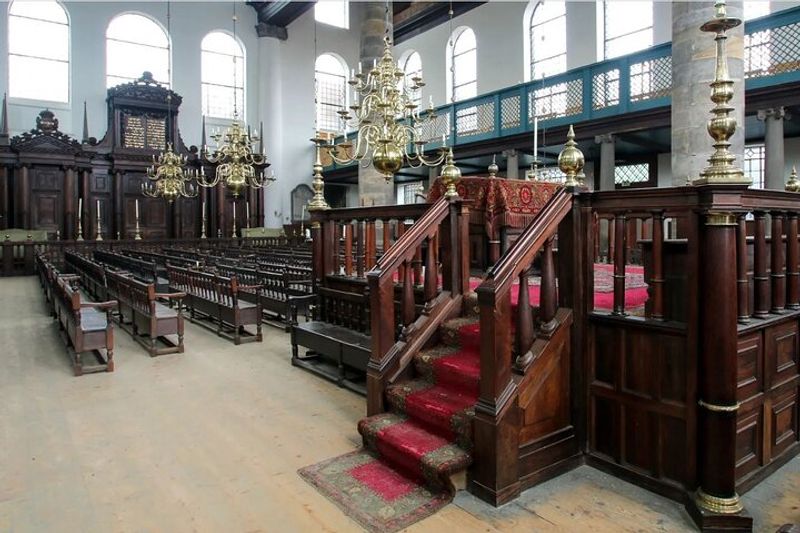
[358,412,472,488]
[439,316,480,349]
[415,345,480,397]
[387,381,475,448]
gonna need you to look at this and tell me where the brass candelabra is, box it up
[142,143,198,202]
[199,121,275,197]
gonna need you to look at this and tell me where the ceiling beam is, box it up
[248,1,316,39]
[393,2,485,44]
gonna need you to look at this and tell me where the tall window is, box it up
[450,27,477,102]
[315,0,349,29]
[604,1,653,59]
[8,0,69,102]
[744,144,766,189]
[315,54,347,135]
[529,1,566,80]
[201,32,245,119]
[402,51,423,107]
[106,13,170,88]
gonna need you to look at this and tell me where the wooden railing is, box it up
[360,197,470,414]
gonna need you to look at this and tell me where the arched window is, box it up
[8,0,69,102]
[315,53,348,135]
[529,1,566,80]
[450,27,477,102]
[401,51,423,107]
[603,0,653,59]
[106,13,170,88]
[315,0,349,29]
[201,31,245,119]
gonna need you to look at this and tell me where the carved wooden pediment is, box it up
[106,71,182,107]
[11,110,82,155]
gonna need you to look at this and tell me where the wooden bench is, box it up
[214,262,312,330]
[94,249,161,289]
[65,251,108,301]
[290,280,371,395]
[106,270,186,357]
[167,264,262,345]
[52,269,117,376]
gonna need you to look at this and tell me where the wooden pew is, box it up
[166,265,262,345]
[51,268,117,376]
[106,270,187,357]
[290,278,371,394]
[65,251,108,301]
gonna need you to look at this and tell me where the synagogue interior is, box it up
[2,0,800,531]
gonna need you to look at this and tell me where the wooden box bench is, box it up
[290,281,371,395]
[52,271,117,376]
[167,265,262,345]
[106,270,186,356]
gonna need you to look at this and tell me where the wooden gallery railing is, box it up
[310,198,470,414]
[470,187,585,505]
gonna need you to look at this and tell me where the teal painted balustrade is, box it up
[324,7,800,172]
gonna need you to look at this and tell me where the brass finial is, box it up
[693,0,748,185]
[488,154,499,178]
[786,165,800,192]
[558,125,585,187]
[308,133,331,212]
[440,148,462,198]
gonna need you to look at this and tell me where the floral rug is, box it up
[299,450,453,533]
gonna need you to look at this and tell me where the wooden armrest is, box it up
[80,300,118,310]
[60,274,81,281]
[288,294,316,305]
[238,284,262,291]
[156,292,187,300]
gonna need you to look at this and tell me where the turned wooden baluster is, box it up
[344,223,353,277]
[787,212,799,309]
[514,272,534,369]
[608,217,616,264]
[593,213,600,262]
[356,220,365,278]
[753,211,769,318]
[382,219,391,254]
[424,235,438,302]
[612,213,627,315]
[540,237,557,332]
[771,211,786,313]
[737,214,750,323]
[365,219,376,271]
[397,221,406,283]
[402,258,415,328]
[651,211,664,321]
[413,244,423,286]
[333,222,341,275]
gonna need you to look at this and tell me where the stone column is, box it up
[595,134,615,191]
[671,2,745,185]
[503,150,519,179]
[757,107,788,190]
[358,2,395,206]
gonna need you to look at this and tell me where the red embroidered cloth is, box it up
[428,176,561,235]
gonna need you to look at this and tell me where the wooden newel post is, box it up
[310,214,324,292]
[690,209,752,530]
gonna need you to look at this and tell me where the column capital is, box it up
[756,107,790,121]
[502,149,518,158]
[595,133,614,145]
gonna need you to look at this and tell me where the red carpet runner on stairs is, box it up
[299,264,649,531]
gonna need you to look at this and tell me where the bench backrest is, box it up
[106,269,155,316]
[167,265,240,307]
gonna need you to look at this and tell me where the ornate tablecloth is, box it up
[428,177,561,236]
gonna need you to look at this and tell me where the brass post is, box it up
[558,125,585,187]
[308,134,331,212]
[693,0,748,185]
[440,148,462,198]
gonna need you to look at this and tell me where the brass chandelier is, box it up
[323,36,448,181]
[198,2,275,197]
[141,0,197,203]
[142,142,198,202]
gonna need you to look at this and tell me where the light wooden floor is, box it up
[1,276,797,533]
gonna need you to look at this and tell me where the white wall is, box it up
[0,1,260,147]
[259,4,363,226]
